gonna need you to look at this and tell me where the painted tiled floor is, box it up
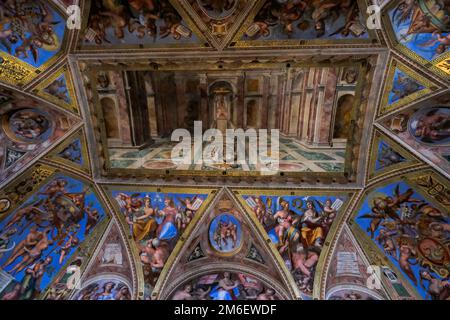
[109,136,346,172]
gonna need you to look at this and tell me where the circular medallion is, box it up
[4,109,53,143]
[209,214,242,254]
[278,162,305,172]
[142,160,177,170]
[197,0,238,20]
[408,107,450,146]
[0,198,11,213]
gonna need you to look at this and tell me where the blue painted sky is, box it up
[209,214,242,253]
[58,139,83,165]
[388,69,424,104]
[46,74,71,104]
[0,174,106,293]
[389,8,449,61]
[375,141,405,171]
[355,182,449,299]
[0,5,66,68]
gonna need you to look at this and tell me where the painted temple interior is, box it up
[0,0,449,301]
[100,65,358,173]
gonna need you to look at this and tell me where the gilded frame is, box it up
[378,58,437,117]
[83,57,372,181]
[44,128,91,176]
[0,1,70,87]
[33,65,80,116]
[366,128,422,182]
[382,1,450,80]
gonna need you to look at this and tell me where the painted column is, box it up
[260,74,270,129]
[236,75,245,128]
[314,67,338,146]
[111,71,132,145]
[199,74,208,131]
[174,74,187,128]
[125,71,153,147]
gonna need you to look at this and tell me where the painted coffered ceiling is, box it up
[0,0,448,301]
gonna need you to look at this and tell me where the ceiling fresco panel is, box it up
[79,0,209,50]
[33,65,80,116]
[349,170,449,300]
[0,165,111,300]
[0,0,448,304]
[0,88,79,185]
[43,127,92,176]
[378,57,441,117]
[78,57,377,185]
[232,0,379,48]
[64,221,135,300]
[384,0,450,79]
[381,96,450,175]
[234,188,356,299]
[367,128,422,181]
[0,1,68,87]
[101,184,217,300]
[71,277,132,300]
[156,188,296,300]
[179,0,259,49]
[324,225,389,300]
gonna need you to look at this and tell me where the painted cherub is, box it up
[419,31,450,55]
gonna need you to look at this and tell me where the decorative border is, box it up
[33,65,80,116]
[0,1,69,87]
[382,1,450,80]
[366,128,422,182]
[77,0,212,52]
[378,58,437,117]
[82,58,371,182]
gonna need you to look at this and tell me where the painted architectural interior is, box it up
[0,0,448,300]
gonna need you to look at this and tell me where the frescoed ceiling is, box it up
[0,0,448,301]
